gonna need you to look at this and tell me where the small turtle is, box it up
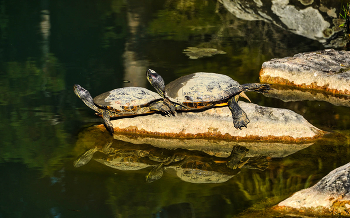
[146,69,270,129]
[74,84,173,134]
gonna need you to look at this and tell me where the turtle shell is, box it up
[164,73,242,105]
[93,87,162,111]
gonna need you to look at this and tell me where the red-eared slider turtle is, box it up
[74,84,173,134]
[146,69,270,129]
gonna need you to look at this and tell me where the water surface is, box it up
[0,0,349,217]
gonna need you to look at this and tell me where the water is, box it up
[0,0,349,217]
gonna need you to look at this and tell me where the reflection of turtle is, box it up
[73,84,173,134]
[73,147,99,168]
[146,69,270,129]
[171,157,237,184]
[146,153,186,183]
[73,141,114,168]
[225,145,250,170]
[95,149,151,171]
[146,146,252,184]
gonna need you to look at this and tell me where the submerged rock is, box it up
[274,162,350,216]
[260,49,350,95]
[104,101,325,142]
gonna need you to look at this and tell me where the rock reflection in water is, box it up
[265,85,350,108]
[74,139,269,184]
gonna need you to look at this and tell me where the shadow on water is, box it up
[0,0,350,217]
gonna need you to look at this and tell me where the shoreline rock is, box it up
[273,162,350,216]
[260,49,350,95]
[102,102,326,142]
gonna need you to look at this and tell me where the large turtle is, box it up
[146,69,270,129]
[74,84,173,134]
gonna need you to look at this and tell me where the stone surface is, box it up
[260,49,350,95]
[105,101,325,142]
[265,86,350,107]
[274,162,350,216]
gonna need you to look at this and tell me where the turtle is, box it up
[73,84,174,135]
[146,69,270,129]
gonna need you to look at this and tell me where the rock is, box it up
[104,101,325,142]
[260,49,350,95]
[265,86,350,108]
[220,0,346,47]
[274,162,350,216]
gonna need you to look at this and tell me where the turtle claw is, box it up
[233,118,249,130]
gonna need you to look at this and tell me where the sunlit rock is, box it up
[260,49,350,95]
[274,162,350,216]
[105,101,325,141]
[265,86,350,107]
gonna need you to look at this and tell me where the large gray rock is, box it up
[274,162,350,216]
[221,0,346,47]
[260,49,350,95]
[107,101,325,141]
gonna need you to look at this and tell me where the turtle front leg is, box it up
[228,96,250,129]
[102,110,114,135]
[149,100,172,116]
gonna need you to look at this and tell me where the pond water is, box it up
[1,0,350,217]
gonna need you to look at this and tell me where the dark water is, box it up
[0,0,350,217]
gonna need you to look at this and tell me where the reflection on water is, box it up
[74,139,268,184]
[0,0,349,217]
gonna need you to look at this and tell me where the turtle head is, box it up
[146,69,165,98]
[73,84,100,112]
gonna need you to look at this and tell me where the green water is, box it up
[0,0,349,217]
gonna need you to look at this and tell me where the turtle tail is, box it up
[241,83,270,93]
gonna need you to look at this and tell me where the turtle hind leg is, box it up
[228,97,250,129]
[241,83,270,93]
[102,110,114,135]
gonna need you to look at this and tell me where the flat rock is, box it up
[105,101,325,142]
[260,49,350,95]
[274,162,350,216]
